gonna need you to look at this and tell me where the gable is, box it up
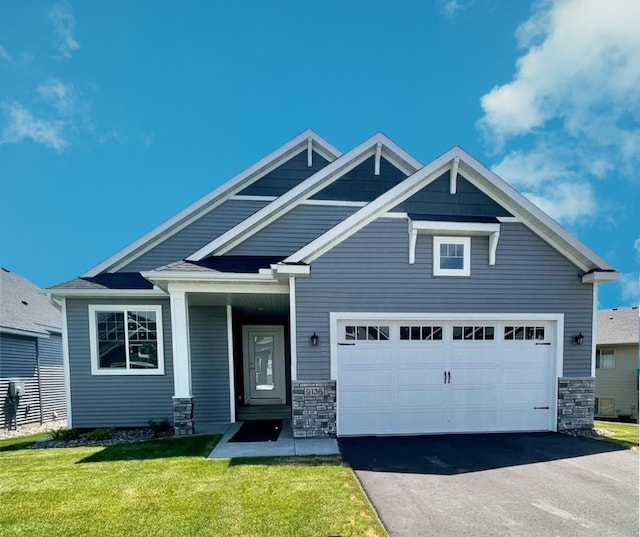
[310,156,408,202]
[82,130,341,277]
[119,199,269,272]
[393,172,512,218]
[227,204,359,257]
[237,150,330,197]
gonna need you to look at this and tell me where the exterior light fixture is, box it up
[311,332,319,346]
[574,332,584,345]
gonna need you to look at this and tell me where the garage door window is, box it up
[400,326,443,341]
[452,326,495,340]
[345,325,389,341]
[504,326,545,340]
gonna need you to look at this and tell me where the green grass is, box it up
[594,420,639,448]
[0,434,386,537]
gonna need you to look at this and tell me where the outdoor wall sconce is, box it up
[311,332,319,346]
[574,332,584,345]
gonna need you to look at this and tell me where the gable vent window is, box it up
[400,326,443,341]
[345,325,390,341]
[452,326,495,340]
[433,237,471,276]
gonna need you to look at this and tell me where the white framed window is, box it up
[433,236,470,276]
[596,349,615,369]
[345,325,390,341]
[89,305,165,375]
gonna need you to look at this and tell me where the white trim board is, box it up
[187,132,422,260]
[226,305,236,423]
[82,130,342,277]
[60,298,72,428]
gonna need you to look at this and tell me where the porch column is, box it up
[169,289,194,435]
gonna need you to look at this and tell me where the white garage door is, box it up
[337,319,556,436]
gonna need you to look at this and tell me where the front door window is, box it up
[243,326,285,405]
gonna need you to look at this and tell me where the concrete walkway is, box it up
[208,420,340,459]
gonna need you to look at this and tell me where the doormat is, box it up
[228,419,283,443]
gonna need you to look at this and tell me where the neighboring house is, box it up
[1,268,66,430]
[47,130,618,437]
[595,307,639,422]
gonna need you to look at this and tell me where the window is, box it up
[452,326,495,340]
[433,237,470,276]
[596,349,615,369]
[594,397,615,416]
[89,305,164,375]
[504,326,546,341]
[345,325,389,341]
[400,325,443,341]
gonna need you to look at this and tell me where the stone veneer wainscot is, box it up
[172,397,194,436]
[557,377,595,430]
[292,381,337,438]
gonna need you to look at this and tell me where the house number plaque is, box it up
[304,387,325,397]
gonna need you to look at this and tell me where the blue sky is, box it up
[1,0,638,309]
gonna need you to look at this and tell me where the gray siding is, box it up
[189,306,231,429]
[120,199,270,272]
[228,205,358,256]
[295,219,593,380]
[310,156,408,202]
[1,333,66,429]
[394,172,512,217]
[38,334,66,422]
[238,150,330,197]
[1,334,41,429]
[66,298,174,428]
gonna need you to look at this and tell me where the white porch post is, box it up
[170,289,192,397]
[169,289,194,435]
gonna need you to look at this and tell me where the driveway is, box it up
[339,433,638,537]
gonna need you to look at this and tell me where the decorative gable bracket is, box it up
[408,220,500,266]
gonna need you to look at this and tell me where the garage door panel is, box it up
[450,386,497,406]
[339,412,394,435]
[502,386,549,405]
[502,367,547,385]
[503,347,550,365]
[397,412,448,433]
[395,346,446,366]
[398,388,447,408]
[340,368,395,388]
[449,409,497,431]
[450,367,498,386]
[340,388,394,409]
[499,409,550,430]
[398,368,446,387]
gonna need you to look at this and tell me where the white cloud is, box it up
[478,0,640,224]
[0,44,12,62]
[1,102,67,151]
[479,0,640,143]
[48,1,80,58]
[619,272,640,305]
[634,236,640,263]
[37,79,77,115]
[439,1,464,17]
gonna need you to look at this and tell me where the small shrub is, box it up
[148,419,173,438]
[49,428,81,441]
[87,427,115,441]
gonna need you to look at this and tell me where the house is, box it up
[47,130,619,437]
[594,307,639,422]
[1,268,66,430]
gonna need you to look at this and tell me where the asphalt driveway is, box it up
[339,433,638,537]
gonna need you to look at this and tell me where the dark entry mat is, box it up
[228,419,283,443]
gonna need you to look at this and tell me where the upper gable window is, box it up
[433,236,470,276]
[89,305,165,375]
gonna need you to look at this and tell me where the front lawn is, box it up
[0,435,385,537]
[594,420,639,448]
